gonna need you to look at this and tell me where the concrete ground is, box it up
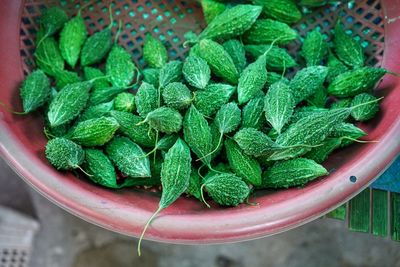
[1,158,400,267]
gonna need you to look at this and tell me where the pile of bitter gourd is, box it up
[13,1,391,246]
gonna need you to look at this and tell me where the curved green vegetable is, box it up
[83,149,118,188]
[113,92,136,113]
[183,105,213,166]
[138,138,191,255]
[202,173,249,206]
[69,117,119,147]
[20,70,51,113]
[106,45,137,87]
[143,34,168,69]
[143,107,183,134]
[45,138,84,170]
[198,4,262,41]
[182,56,211,90]
[244,19,297,45]
[47,82,91,127]
[198,39,239,84]
[59,13,87,68]
[106,136,151,178]
[162,82,193,110]
[225,139,262,186]
[81,28,113,66]
[264,80,295,134]
[261,158,328,188]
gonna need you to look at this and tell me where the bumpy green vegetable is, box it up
[244,19,297,45]
[215,102,242,134]
[106,136,151,178]
[223,39,247,74]
[350,93,380,121]
[200,0,226,24]
[301,29,328,66]
[330,122,367,147]
[142,68,160,87]
[45,138,84,170]
[327,67,388,97]
[290,66,328,103]
[143,107,183,134]
[113,92,135,113]
[47,82,91,127]
[225,139,262,186]
[198,4,262,41]
[159,60,183,88]
[35,36,64,77]
[182,56,211,89]
[20,70,51,113]
[79,101,114,122]
[264,80,295,134]
[193,83,236,117]
[89,86,129,106]
[69,117,119,146]
[83,67,110,90]
[81,27,113,66]
[234,128,277,157]
[183,105,213,166]
[110,110,157,148]
[159,139,192,207]
[40,7,68,36]
[106,45,137,87]
[304,138,341,163]
[253,0,302,24]
[261,158,328,188]
[208,102,242,159]
[135,82,158,118]
[143,34,168,69]
[59,12,87,68]
[202,173,249,206]
[237,52,268,104]
[244,45,297,71]
[241,94,265,130]
[326,51,349,83]
[54,70,81,89]
[334,21,364,68]
[83,149,118,188]
[44,90,69,137]
[162,82,193,110]
[270,108,351,160]
[198,39,239,84]
[138,138,191,255]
